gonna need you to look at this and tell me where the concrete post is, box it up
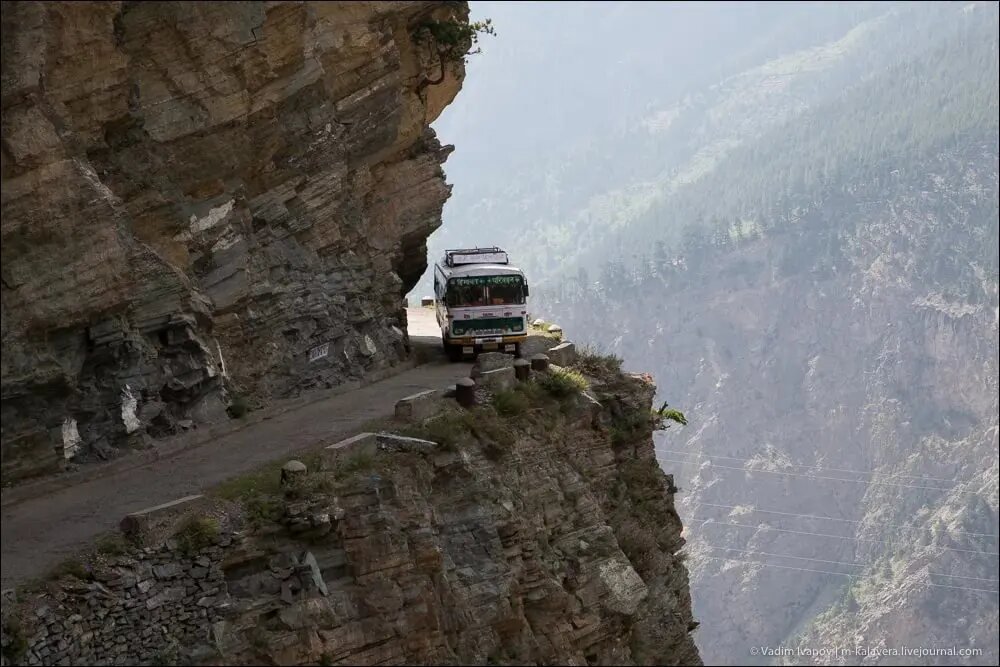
[514,358,531,381]
[456,377,476,407]
[281,460,308,486]
[530,354,550,372]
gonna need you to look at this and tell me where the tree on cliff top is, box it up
[415,16,495,94]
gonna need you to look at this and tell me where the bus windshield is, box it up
[446,282,487,307]
[447,275,524,307]
[487,279,525,305]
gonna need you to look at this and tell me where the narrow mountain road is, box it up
[0,308,468,589]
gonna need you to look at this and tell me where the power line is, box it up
[691,517,1000,556]
[657,457,976,494]
[703,544,866,569]
[926,581,1000,593]
[702,544,1000,582]
[699,556,999,595]
[929,571,1000,583]
[657,447,975,485]
[698,502,998,539]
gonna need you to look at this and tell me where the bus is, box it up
[433,247,530,361]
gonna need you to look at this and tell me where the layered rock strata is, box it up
[1,1,467,481]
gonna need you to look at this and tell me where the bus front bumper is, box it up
[446,334,527,354]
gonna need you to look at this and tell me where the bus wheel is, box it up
[446,345,464,363]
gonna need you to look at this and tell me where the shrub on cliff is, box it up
[174,515,219,556]
[575,345,624,379]
[226,393,250,419]
[414,16,495,94]
[538,368,588,398]
[492,388,531,416]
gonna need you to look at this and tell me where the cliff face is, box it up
[0,361,701,666]
[1,1,465,482]
[539,144,1000,664]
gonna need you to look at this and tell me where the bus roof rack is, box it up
[443,247,509,267]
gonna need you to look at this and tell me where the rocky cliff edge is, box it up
[0,350,702,666]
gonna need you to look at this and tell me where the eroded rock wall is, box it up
[0,369,701,666]
[1,1,467,480]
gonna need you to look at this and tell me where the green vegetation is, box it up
[174,515,219,556]
[213,460,284,501]
[226,393,250,419]
[417,17,495,62]
[334,450,376,479]
[537,368,588,398]
[414,16,495,93]
[653,405,688,428]
[49,557,91,581]
[492,388,531,416]
[1,617,28,663]
[241,495,284,529]
[210,450,340,528]
[95,532,129,557]
[574,345,623,378]
[402,406,516,453]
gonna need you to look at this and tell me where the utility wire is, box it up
[701,544,1000,582]
[698,501,997,539]
[657,457,978,494]
[691,517,1000,556]
[657,446,977,485]
[700,556,999,594]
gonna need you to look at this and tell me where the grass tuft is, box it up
[174,515,219,556]
[537,368,588,398]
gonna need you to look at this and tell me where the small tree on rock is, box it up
[414,16,495,94]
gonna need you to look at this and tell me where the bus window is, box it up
[488,281,525,305]
[446,282,487,307]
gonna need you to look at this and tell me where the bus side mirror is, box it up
[524,284,530,297]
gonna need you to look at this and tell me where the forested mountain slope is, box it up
[532,7,999,665]
[419,1,999,663]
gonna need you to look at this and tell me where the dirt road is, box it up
[0,309,465,589]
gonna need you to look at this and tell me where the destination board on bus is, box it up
[450,275,522,287]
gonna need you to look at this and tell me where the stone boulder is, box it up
[394,389,443,421]
[474,352,515,373]
[519,335,556,359]
[477,367,516,392]
[119,494,214,545]
[547,341,577,366]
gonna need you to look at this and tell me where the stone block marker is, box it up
[280,459,307,486]
[531,354,550,372]
[320,432,378,471]
[546,324,563,335]
[119,494,213,543]
[519,334,556,358]
[475,352,515,373]
[456,377,476,407]
[514,358,531,381]
[478,367,516,391]
[394,389,442,421]
[376,433,438,453]
[547,341,577,366]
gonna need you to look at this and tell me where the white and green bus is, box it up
[433,247,530,361]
